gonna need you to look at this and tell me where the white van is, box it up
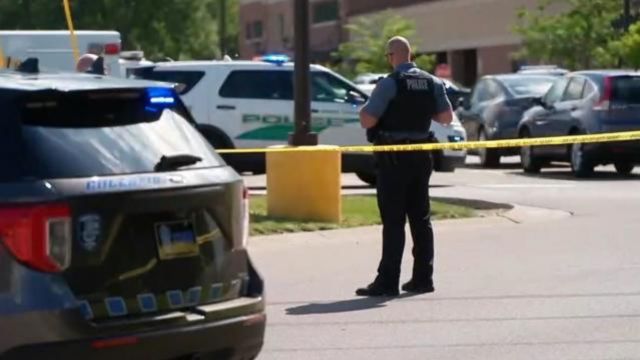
[132,58,467,184]
[0,30,122,77]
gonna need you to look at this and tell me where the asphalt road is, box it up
[248,157,640,360]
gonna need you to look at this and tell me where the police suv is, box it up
[0,60,265,359]
[132,56,467,184]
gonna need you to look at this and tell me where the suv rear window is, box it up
[0,89,224,182]
[611,76,640,104]
[131,69,205,95]
[219,70,293,100]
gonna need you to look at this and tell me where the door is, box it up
[309,71,368,146]
[545,76,586,157]
[216,69,294,149]
[529,76,570,157]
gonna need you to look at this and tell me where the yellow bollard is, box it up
[266,145,341,223]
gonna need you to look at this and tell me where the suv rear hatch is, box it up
[0,88,249,321]
[596,75,640,132]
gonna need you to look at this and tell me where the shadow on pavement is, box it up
[463,163,565,170]
[463,163,522,170]
[432,197,513,211]
[285,293,418,316]
[509,170,640,182]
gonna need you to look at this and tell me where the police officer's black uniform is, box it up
[357,68,438,297]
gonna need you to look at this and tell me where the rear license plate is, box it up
[155,220,199,259]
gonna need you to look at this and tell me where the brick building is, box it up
[239,0,344,62]
[239,0,566,85]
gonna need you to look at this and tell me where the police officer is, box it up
[356,36,453,297]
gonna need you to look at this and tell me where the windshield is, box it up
[502,76,556,96]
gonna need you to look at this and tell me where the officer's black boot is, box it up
[402,277,434,294]
[355,282,400,297]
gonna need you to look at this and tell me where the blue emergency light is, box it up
[259,53,290,65]
[146,87,176,106]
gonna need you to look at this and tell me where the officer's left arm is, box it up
[432,79,454,125]
[359,77,396,129]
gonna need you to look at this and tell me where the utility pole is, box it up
[625,0,632,31]
[290,0,318,146]
[219,0,227,57]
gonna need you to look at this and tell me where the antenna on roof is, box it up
[86,56,106,75]
[17,58,40,74]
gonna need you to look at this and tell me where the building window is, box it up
[278,14,285,39]
[245,20,263,40]
[253,21,263,38]
[312,1,338,24]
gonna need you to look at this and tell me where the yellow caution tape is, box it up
[216,130,640,154]
[62,0,81,63]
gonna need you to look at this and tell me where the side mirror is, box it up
[347,91,366,105]
[174,83,188,94]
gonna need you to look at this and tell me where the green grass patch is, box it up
[250,195,474,236]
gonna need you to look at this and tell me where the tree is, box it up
[514,0,622,69]
[0,0,238,60]
[332,12,435,78]
[610,21,640,69]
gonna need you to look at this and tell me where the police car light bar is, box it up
[146,88,176,106]
[258,53,290,65]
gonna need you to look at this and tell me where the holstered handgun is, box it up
[374,131,399,166]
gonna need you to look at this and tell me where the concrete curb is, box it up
[250,201,572,243]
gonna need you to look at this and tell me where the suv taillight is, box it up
[0,203,72,273]
[594,76,613,111]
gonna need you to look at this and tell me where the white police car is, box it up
[132,55,467,183]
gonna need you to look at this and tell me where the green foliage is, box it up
[250,195,474,236]
[514,0,622,69]
[332,12,435,78]
[0,0,239,60]
[610,22,640,70]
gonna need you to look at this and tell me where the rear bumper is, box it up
[584,140,640,163]
[1,298,266,360]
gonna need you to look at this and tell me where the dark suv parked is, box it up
[518,70,640,177]
[0,65,265,359]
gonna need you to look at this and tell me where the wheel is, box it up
[478,129,500,168]
[614,162,634,175]
[355,171,377,187]
[433,152,457,172]
[198,126,232,149]
[570,140,594,178]
[519,129,541,174]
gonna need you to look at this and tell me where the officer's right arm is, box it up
[432,79,453,125]
[359,77,396,129]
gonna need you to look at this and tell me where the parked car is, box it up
[456,74,557,167]
[0,62,265,359]
[518,70,640,177]
[517,65,570,77]
[354,73,386,86]
[132,59,467,185]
